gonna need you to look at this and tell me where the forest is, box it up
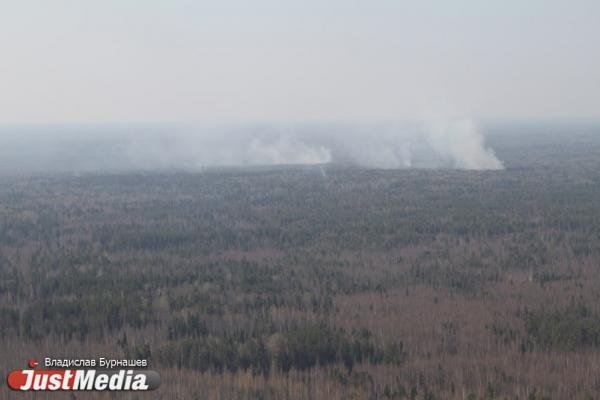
[1,130,600,399]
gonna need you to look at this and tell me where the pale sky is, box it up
[1,0,599,123]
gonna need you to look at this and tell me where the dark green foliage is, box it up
[155,324,402,373]
[0,306,19,337]
[524,302,600,350]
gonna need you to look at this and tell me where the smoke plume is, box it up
[0,120,503,173]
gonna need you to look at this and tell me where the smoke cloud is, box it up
[0,120,503,173]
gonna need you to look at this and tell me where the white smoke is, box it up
[246,133,331,165]
[285,119,504,170]
[0,120,504,172]
[424,119,504,170]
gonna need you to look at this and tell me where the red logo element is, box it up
[6,369,155,391]
[6,360,159,391]
[7,370,72,390]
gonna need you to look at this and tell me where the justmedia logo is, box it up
[6,359,160,391]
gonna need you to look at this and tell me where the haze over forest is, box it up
[0,121,508,172]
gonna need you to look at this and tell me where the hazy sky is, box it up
[1,0,599,123]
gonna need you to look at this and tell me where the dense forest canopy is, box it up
[1,128,600,399]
